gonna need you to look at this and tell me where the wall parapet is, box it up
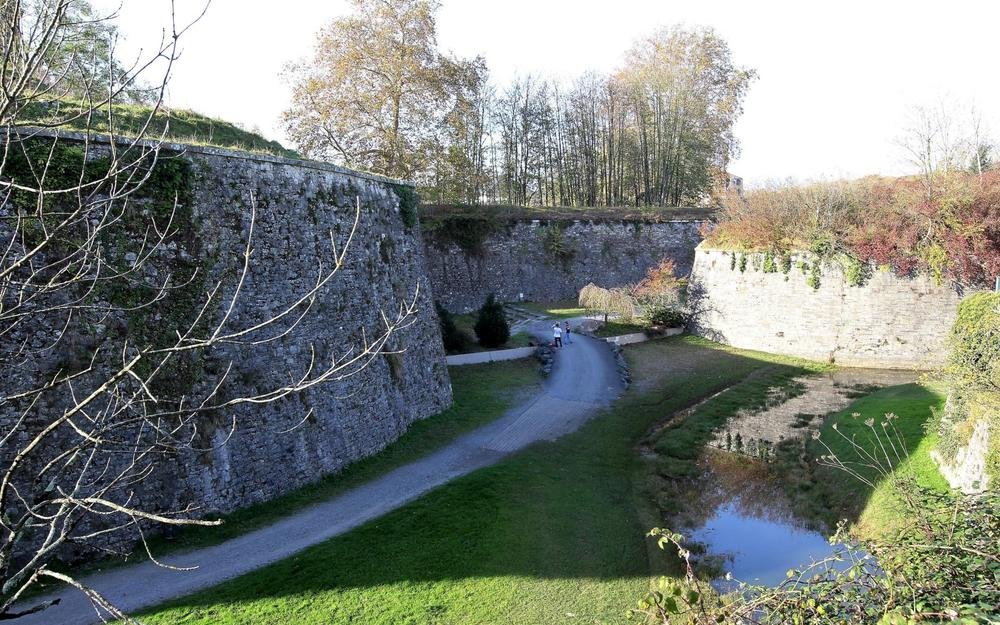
[9,126,416,188]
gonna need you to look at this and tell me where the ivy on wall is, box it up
[390,183,419,230]
[537,223,576,270]
[425,213,504,257]
[721,247,872,291]
[4,140,206,397]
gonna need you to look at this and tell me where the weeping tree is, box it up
[0,1,419,621]
[578,283,636,323]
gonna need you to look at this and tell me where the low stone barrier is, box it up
[603,327,683,346]
[445,346,538,366]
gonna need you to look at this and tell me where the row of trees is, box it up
[283,0,755,207]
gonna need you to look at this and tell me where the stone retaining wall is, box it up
[688,246,976,369]
[424,219,707,312]
[1,133,453,547]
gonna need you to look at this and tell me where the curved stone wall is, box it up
[1,135,453,537]
[688,246,975,369]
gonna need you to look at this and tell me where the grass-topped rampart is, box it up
[17,99,299,158]
[421,202,715,224]
[705,173,1000,286]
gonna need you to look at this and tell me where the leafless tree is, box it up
[896,100,994,199]
[0,1,419,621]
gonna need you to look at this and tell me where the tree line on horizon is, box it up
[282,0,755,208]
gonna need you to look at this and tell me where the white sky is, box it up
[92,0,1000,186]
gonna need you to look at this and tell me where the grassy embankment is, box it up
[515,300,654,337]
[515,299,589,319]
[135,337,834,625]
[793,383,950,538]
[137,361,541,560]
[19,99,299,158]
[420,203,716,224]
[645,373,950,540]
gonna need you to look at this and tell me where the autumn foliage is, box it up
[704,171,1000,285]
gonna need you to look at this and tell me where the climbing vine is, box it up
[426,214,504,257]
[390,183,419,230]
[538,223,576,269]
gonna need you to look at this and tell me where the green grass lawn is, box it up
[807,383,950,538]
[138,360,542,556]
[134,337,836,625]
[515,300,590,319]
[449,312,533,353]
[593,320,650,337]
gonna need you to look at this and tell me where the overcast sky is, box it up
[92,0,999,186]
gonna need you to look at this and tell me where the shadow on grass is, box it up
[780,382,948,533]
[135,337,851,624]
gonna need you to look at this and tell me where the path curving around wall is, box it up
[16,333,624,625]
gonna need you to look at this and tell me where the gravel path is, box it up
[19,326,623,625]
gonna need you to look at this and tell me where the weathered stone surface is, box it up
[0,137,453,550]
[688,246,980,369]
[423,219,707,312]
[166,150,452,514]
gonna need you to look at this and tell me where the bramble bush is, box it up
[937,292,1000,486]
[705,171,1000,285]
[950,292,1000,391]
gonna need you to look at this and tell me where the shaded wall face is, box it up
[171,153,453,513]
[0,143,453,557]
[423,220,707,312]
[688,248,972,369]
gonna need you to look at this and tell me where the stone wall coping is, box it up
[9,126,416,188]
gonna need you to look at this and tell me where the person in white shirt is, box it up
[553,323,563,348]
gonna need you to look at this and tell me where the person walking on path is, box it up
[553,323,563,348]
[563,321,573,344]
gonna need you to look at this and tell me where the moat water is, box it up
[678,370,914,589]
[689,498,843,589]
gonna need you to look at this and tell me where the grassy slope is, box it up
[142,361,541,556]
[515,300,589,319]
[135,337,830,625]
[808,383,950,538]
[20,99,299,158]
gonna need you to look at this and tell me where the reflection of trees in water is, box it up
[711,369,919,455]
[674,450,807,531]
